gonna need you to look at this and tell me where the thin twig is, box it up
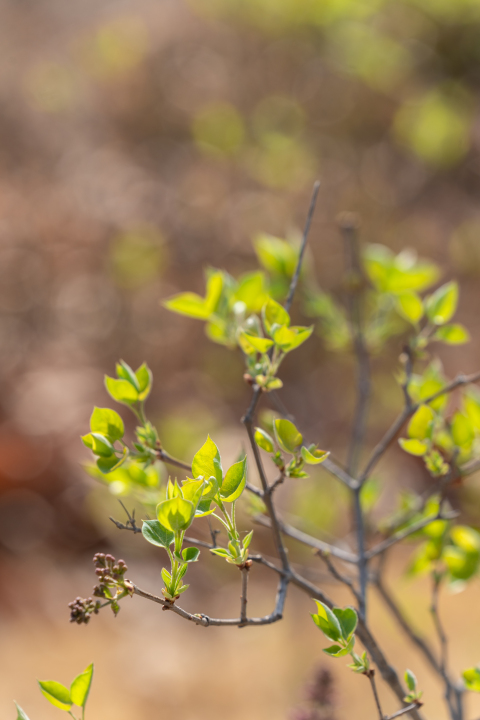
[366,510,459,560]
[284,181,320,313]
[340,213,371,479]
[254,513,358,563]
[156,448,191,471]
[318,550,361,603]
[240,566,249,626]
[367,670,384,720]
[430,574,461,720]
[131,574,288,628]
[385,704,422,720]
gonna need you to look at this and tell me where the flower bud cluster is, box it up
[68,596,101,625]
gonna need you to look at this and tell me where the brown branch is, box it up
[156,448,191,472]
[385,704,422,720]
[131,574,288,628]
[254,513,358,564]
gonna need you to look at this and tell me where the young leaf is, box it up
[274,419,303,454]
[70,663,94,708]
[181,479,206,512]
[192,436,223,492]
[408,405,435,440]
[220,457,247,502]
[90,407,124,442]
[322,637,355,657]
[312,600,343,643]
[105,377,139,406]
[96,447,127,473]
[451,412,474,449]
[116,360,140,390]
[142,519,175,548]
[301,446,330,465]
[135,363,153,400]
[396,292,424,324]
[332,607,358,641]
[182,546,200,563]
[163,292,210,320]
[463,667,480,692]
[405,669,417,693]
[434,324,470,345]
[157,497,195,533]
[426,281,458,325]
[238,331,274,354]
[262,297,290,335]
[254,428,275,453]
[82,433,115,457]
[15,704,31,720]
[210,548,230,558]
[243,529,253,549]
[272,325,313,353]
[398,438,429,456]
[38,681,72,711]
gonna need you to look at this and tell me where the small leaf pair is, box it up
[35,664,93,716]
[312,601,358,657]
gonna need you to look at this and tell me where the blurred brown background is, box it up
[2,0,480,717]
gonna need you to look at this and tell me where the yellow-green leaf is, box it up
[434,324,470,345]
[399,438,429,456]
[408,405,435,440]
[274,418,303,454]
[70,663,94,708]
[396,292,424,323]
[163,292,211,320]
[426,281,458,325]
[38,681,72,711]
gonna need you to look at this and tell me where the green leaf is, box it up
[464,389,480,430]
[135,363,153,400]
[205,271,224,314]
[182,546,200,563]
[105,376,139,406]
[434,324,470,345]
[426,281,458,325]
[142,519,175,548]
[156,497,195,533]
[272,325,313,352]
[332,607,358,641]
[238,331,274,354]
[116,360,140,390]
[396,292,424,323]
[274,419,303,454]
[90,407,124,442]
[234,271,268,313]
[161,567,172,584]
[408,405,435,440]
[243,529,253,549]
[96,447,127,473]
[301,446,330,465]
[163,292,211,320]
[405,669,417,693]
[254,428,275,453]
[451,412,474,449]
[463,667,480,692]
[181,478,206,511]
[82,432,115,457]
[220,457,247,502]
[398,438,429,456]
[210,548,230,558]
[38,681,72,711]
[262,297,290,335]
[323,636,355,657]
[70,663,94,708]
[451,525,480,553]
[15,704,31,720]
[312,600,343,642]
[192,436,223,494]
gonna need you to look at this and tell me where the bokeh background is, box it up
[2,0,480,717]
